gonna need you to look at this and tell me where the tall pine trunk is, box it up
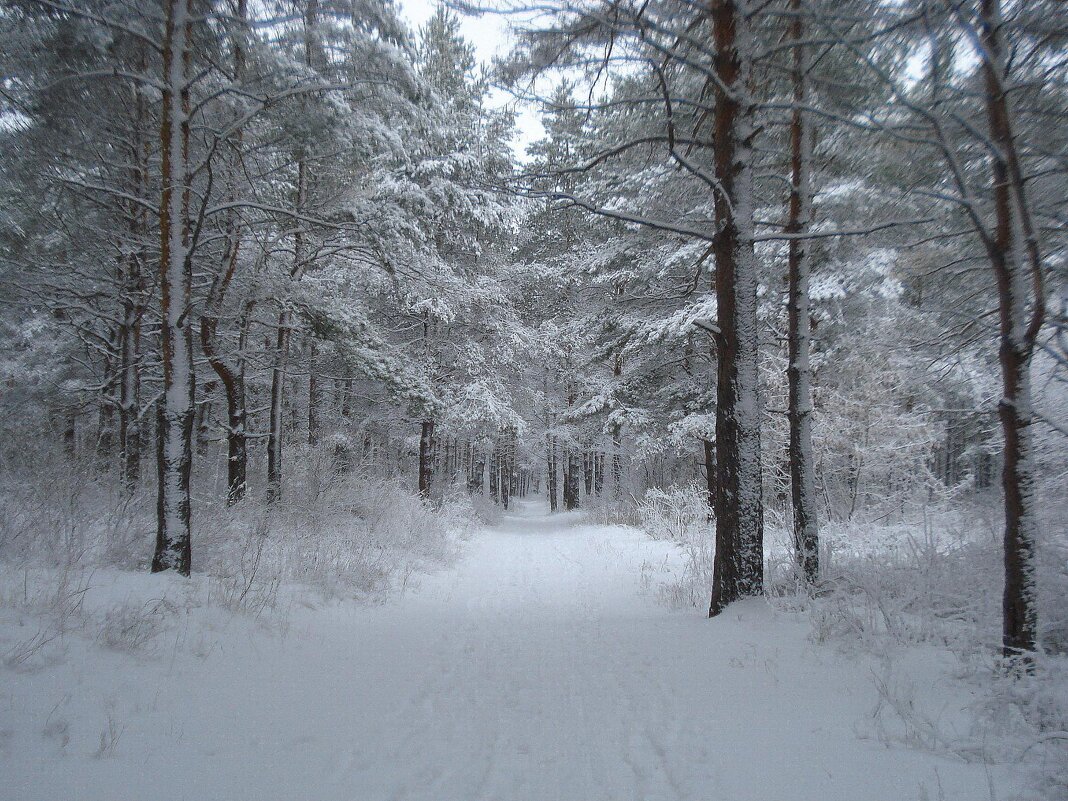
[201,0,248,504]
[266,315,289,504]
[786,0,818,586]
[708,0,764,617]
[979,0,1045,660]
[152,0,194,576]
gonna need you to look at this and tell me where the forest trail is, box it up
[5,502,1006,801]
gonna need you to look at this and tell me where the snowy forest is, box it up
[0,0,1066,798]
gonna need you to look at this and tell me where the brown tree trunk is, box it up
[547,435,558,512]
[308,342,322,446]
[500,442,511,511]
[468,446,486,493]
[980,0,1045,661]
[153,0,194,576]
[489,442,500,503]
[786,0,818,586]
[118,232,143,489]
[200,0,249,504]
[418,420,435,499]
[266,314,289,504]
[563,447,581,510]
[612,332,624,500]
[96,350,116,470]
[708,0,764,616]
[63,409,77,460]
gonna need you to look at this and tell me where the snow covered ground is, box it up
[2,501,1016,800]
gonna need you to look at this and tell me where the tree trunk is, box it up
[266,316,289,504]
[980,0,1045,661]
[708,0,764,616]
[118,295,142,489]
[786,0,819,586]
[612,428,623,500]
[308,342,321,446]
[119,41,149,491]
[153,0,194,576]
[418,420,434,499]
[702,438,715,520]
[547,435,558,512]
[63,409,77,460]
[489,442,500,503]
[564,447,581,510]
[500,443,510,510]
[612,333,624,501]
[96,350,116,470]
[195,392,212,457]
[468,446,486,493]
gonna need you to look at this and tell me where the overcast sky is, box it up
[398,0,543,159]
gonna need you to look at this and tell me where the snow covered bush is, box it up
[197,469,472,605]
[630,483,716,609]
[0,450,150,570]
[800,505,1068,799]
[0,442,473,619]
[636,483,708,544]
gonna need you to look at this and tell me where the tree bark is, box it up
[200,0,249,504]
[118,297,141,489]
[153,0,194,576]
[583,447,594,495]
[468,446,486,493]
[786,0,819,586]
[63,409,77,460]
[547,435,558,512]
[500,440,511,510]
[563,447,581,510]
[418,420,435,499]
[489,442,500,503]
[979,0,1045,661]
[708,0,764,617]
[611,329,624,500]
[308,342,322,446]
[266,315,289,504]
[96,349,116,470]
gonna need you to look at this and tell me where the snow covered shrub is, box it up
[0,450,151,569]
[0,438,473,630]
[0,566,93,670]
[632,483,716,609]
[465,487,504,526]
[637,483,708,543]
[97,597,174,653]
[799,503,1068,798]
[806,511,1003,652]
[193,448,472,604]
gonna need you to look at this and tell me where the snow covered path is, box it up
[3,502,1006,800]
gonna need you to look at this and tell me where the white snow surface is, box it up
[2,502,1011,800]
